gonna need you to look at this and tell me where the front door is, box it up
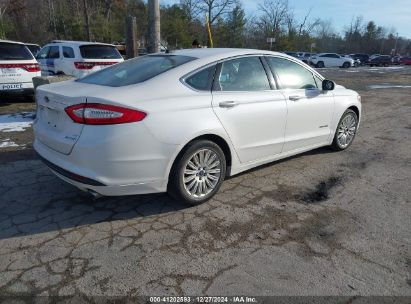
[265,56,335,152]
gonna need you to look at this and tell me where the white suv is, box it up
[310,53,354,68]
[36,41,124,78]
[0,40,41,96]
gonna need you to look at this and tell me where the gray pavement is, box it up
[0,66,410,297]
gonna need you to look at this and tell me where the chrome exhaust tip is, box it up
[87,189,102,200]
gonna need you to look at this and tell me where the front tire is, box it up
[342,62,350,68]
[316,61,325,68]
[331,109,358,151]
[168,140,226,205]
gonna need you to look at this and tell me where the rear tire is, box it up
[168,140,226,205]
[331,109,358,151]
[316,61,325,68]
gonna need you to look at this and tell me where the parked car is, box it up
[343,55,360,67]
[299,52,316,64]
[0,39,41,96]
[283,51,299,58]
[25,43,41,57]
[391,55,402,65]
[36,40,124,78]
[310,53,354,68]
[369,54,380,60]
[400,56,411,65]
[349,53,369,65]
[34,48,361,205]
[368,55,391,67]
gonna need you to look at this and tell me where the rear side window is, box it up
[80,45,122,59]
[48,46,60,59]
[185,65,216,91]
[63,46,75,58]
[0,43,33,60]
[78,55,196,87]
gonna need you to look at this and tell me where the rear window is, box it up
[78,55,196,87]
[80,45,122,59]
[0,43,33,60]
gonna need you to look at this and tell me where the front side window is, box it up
[266,57,317,90]
[218,57,271,91]
[78,55,196,87]
[63,46,75,58]
[36,46,50,59]
[185,65,216,91]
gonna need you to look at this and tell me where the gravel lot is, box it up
[0,66,410,298]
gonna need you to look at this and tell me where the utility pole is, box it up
[394,32,399,55]
[148,0,160,53]
[125,16,138,59]
[83,0,91,41]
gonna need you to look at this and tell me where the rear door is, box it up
[212,56,287,163]
[266,56,334,151]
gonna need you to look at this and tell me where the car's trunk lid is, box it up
[34,80,116,155]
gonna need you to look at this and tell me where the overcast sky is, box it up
[161,0,411,38]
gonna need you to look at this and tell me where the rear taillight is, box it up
[65,103,146,125]
[74,62,118,70]
[0,63,40,72]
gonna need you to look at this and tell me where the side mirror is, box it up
[322,79,335,91]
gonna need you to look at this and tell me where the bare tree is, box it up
[189,0,238,25]
[258,0,289,38]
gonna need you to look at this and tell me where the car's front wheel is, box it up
[316,61,325,68]
[168,140,226,205]
[331,109,359,151]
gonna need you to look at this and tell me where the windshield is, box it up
[80,45,122,59]
[77,54,196,87]
[0,43,34,60]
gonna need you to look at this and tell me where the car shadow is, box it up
[0,146,335,240]
[0,150,192,240]
[226,146,335,179]
[0,95,34,105]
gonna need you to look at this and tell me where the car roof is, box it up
[0,39,26,45]
[48,40,115,47]
[171,48,284,60]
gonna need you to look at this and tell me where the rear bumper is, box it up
[0,82,34,96]
[33,123,179,196]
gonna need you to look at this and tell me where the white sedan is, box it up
[34,48,361,205]
[310,53,354,68]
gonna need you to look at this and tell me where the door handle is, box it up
[289,95,303,101]
[219,101,239,108]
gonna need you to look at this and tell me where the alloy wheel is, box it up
[337,113,357,148]
[182,148,222,198]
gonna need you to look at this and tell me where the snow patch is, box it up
[0,112,35,132]
[0,139,19,148]
[368,84,411,89]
